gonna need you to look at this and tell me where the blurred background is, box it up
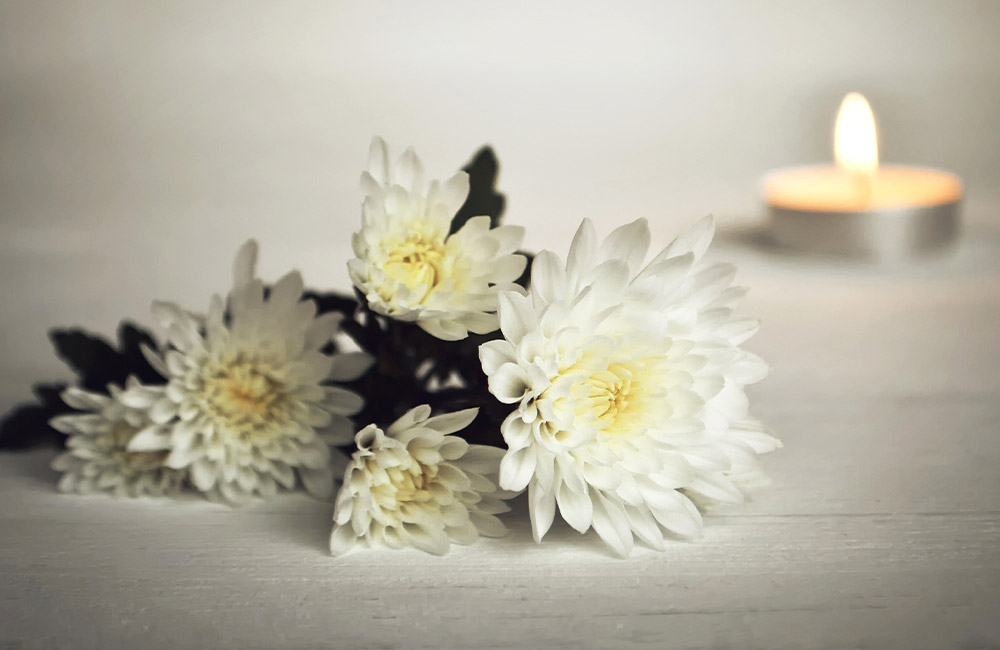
[1,0,999,411]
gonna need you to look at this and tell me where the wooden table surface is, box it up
[2,215,999,650]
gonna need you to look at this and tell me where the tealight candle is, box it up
[764,93,963,260]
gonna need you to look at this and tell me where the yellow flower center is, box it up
[200,353,290,441]
[385,461,438,504]
[586,362,634,424]
[381,231,447,304]
[539,349,669,443]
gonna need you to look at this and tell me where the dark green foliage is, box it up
[50,322,164,392]
[0,384,71,450]
[304,289,508,448]
[450,146,506,235]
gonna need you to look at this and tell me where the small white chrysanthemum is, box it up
[125,240,371,505]
[348,137,527,341]
[50,379,185,498]
[330,405,511,556]
[480,217,781,556]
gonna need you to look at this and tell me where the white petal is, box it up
[729,352,770,384]
[487,363,530,404]
[731,425,782,454]
[437,437,470,464]
[388,405,432,434]
[325,386,365,415]
[488,224,525,255]
[126,426,172,452]
[149,397,175,424]
[713,317,760,344]
[232,239,259,290]
[330,523,358,557]
[367,136,390,186]
[268,270,305,313]
[304,312,344,350]
[48,414,88,435]
[556,480,593,534]
[300,466,334,499]
[500,412,532,451]
[150,300,186,328]
[327,351,372,382]
[658,215,715,262]
[359,171,381,201]
[624,504,665,551]
[436,171,470,216]
[688,263,737,307]
[419,318,468,341]
[60,387,109,411]
[689,473,744,504]
[497,291,535,344]
[566,219,598,287]
[479,340,517,377]
[447,520,479,546]
[190,458,217,492]
[529,250,566,305]
[424,408,478,435]
[394,147,424,192]
[649,492,703,538]
[139,344,169,378]
[456,444,505,474]
[498,445,536,492]
[469,512,507,538]
[403,523,450,556]
[118,385,162,409]
[599,218,650,275]
[590,491,634,557]
[528,479,556,543]
[436,463,472,492]
[582,462,622,491]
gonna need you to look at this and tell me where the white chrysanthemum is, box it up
[330,405,511,556]
[347,136,527,341]
[125,240,371,505]
[50,379,185,498]
[480,217,781,556]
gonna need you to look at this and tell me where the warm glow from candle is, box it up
[764,91,961,220]
[834,92,879,175]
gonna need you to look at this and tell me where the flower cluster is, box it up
[481,217,780,555]
[331,405,510,556]
[49,241,371,505]
[349,138,526,340]
[1,136,779,557]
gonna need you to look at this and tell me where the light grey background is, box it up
[2,4,1000,649]
[1,0,999,410]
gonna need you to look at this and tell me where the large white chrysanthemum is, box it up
[50,379,185,498]
[330,405,511,556]
[347,137,527,341]
[125,240,371,505]
[480,217,781,556]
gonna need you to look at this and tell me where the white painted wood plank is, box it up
[2,214,999,648]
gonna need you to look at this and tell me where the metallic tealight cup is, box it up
[764,166,963,262]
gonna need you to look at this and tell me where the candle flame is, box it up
[834,92,879,175]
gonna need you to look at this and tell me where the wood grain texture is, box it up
[2,216,1000,649]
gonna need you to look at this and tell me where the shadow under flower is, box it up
[243,494,336,554]
[1,447,61,490]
